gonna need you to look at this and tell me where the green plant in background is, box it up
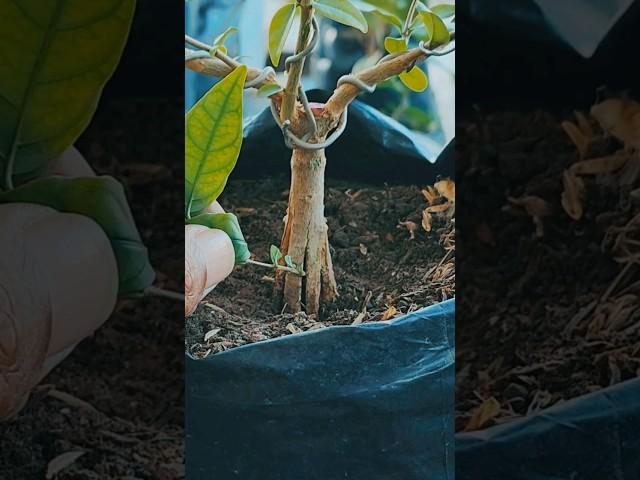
[185,0,454,315]
[0,0,157,297]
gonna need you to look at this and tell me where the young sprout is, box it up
[246,245,306,277]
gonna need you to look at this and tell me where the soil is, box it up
[0,100,184,479]
[456,107,640,432]
[186,176,455,357]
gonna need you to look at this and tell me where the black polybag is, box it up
[186,300,455,480]
[234,89,453,185]
[456,378,640,479]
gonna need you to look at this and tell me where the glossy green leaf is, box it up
[399,66,429,92]
[352,0,404,18]
[315,0,369,33]
[0,176,155,296]
[351,0,403,29]
[187,212,251,265]
[384,37,408,54]
[0,1,136,189]
[268,3,298,67]
[185,65,247,218]
[214,27,238,50]
[257,84,284,98]
[419,11,450,46]
[431,4,455,18]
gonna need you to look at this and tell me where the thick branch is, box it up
[280,0,314,123]
[185,49,280,92]
[322,48,425,127]
[322,32,455,131]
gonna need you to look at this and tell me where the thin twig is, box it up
[145,286,185,302]
[402,0,420,42]
[280,0,315,123]
[246,259,305,276]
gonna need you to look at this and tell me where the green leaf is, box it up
[399,66,429,92]
[0,176,155,296]
[431,4,455,18]
[284,255,295,268]
[315,0,369,33]
[257,84,284,98]
[0,1,136,189]
[268,3,298,67]
[270,245,283,265]
[384,37,408,54]
[187,212,251,265]
[185,65,247,218]
[351,0,403,29]
[419,11,450,46]
[214,27,238,50]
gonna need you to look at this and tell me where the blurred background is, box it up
[185,0,455,152]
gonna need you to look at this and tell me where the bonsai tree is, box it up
[185,0,455,315]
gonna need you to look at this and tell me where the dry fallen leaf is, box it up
[591,97,640,150]
[434,179,456,203]
[508,195,552,218]
[286,323,302,334]
[359,243,368,256]
[422,209,432,232]
[574,110,594,138]
[46,451,86,479]
[570,154,629,175]
[562,120,590,159]
[381,306,398,321]
[464,397,501,431]
[398,221,417,240]
[426,203,452,214]
[561,170,585,220]
[422,186,439,206]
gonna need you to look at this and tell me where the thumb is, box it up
[185,225,235,317]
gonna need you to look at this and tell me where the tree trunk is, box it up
[279,148,338,315]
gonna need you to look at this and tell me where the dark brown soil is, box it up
[456,107,640,432]
[0,100,184,479]
[186,177,455,357]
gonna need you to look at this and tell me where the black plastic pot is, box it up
[186,300,454,480]
[456,377,640,479]
[234,89,453,185]
[186,107,455,479]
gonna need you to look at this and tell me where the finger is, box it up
[184,225,235,317]
[205,201,225,214]
[47,146,95,177]
[185,225,209,317]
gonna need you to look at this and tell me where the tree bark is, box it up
[279,148,337,315]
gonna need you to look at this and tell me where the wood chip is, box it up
[204,328,222,342]
[46,451,86,479]
[47,389,98,414]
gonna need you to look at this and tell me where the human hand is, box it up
[0,147,119,420]
[184,203,235,317]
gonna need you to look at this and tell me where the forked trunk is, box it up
[278,148,338,315]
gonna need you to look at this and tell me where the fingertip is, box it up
[195,228,236,289]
